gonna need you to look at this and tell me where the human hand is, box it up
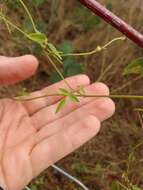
[0,56,115,190]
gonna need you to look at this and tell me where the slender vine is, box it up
[0,1,143,189]
[0,2,143,113]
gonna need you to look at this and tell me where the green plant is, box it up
[0,1,131,112]
[0,1,143,190]
[1,0,143,129]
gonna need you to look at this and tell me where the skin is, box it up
[0,55,115,190]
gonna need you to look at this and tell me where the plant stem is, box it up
[79,94,143,100]
[0,12,72,91]
[102,36,126,49]
[15,93,143,102]
[44,51,73,90]
[61,36,125,57]
[0,13,29,38]
[19,0,37,32]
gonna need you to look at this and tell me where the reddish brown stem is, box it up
[78,0,143,48]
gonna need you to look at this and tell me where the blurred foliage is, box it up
[111,181,120,190]
[50,40,84,83]
[29,0,45,7]
[30,176,44,190]
[73,6,101,32]
[123,57,143,76]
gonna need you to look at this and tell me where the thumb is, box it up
[0,55,39,85]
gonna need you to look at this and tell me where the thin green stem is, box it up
[44,50,73,90]
[99,94,143,100]
[61,36,126,57]
[102,36,126,49]
[19,0,37,32]
[61,46,102,57]
[0,13,72,91]
[14,93,143,102]
[0,13,29,38]
[0,7,12,34]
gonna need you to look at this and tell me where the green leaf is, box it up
[73,6,101,32]
[71,163,89,173]
[28,32,48,46]
[30,0,45,6]
[111,181,120,190]
[59,88,69,96]
[123,57,143,76]
[69,94,80,103]
[48,43,62,60]
[24,19,46,33]
[36,21,47,33]
[23,18,34,33]
[59,40,73,54]
[132,186,142,190]
[84,15,101,31]
[30,184,37,190]
[56,98,66,113]
[106,2,113,11]
[63,57,84,77]
[50,71,62,84]
[18,88,30,97]
[79,86,86,94]
[7,0,20,10]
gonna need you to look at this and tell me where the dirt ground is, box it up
[0,0,143,189]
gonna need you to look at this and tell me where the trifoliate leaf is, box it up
[123,57,143,76]
[56,98,66,113]
[28,32,48,46]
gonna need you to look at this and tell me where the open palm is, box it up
[0,55,115,190]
